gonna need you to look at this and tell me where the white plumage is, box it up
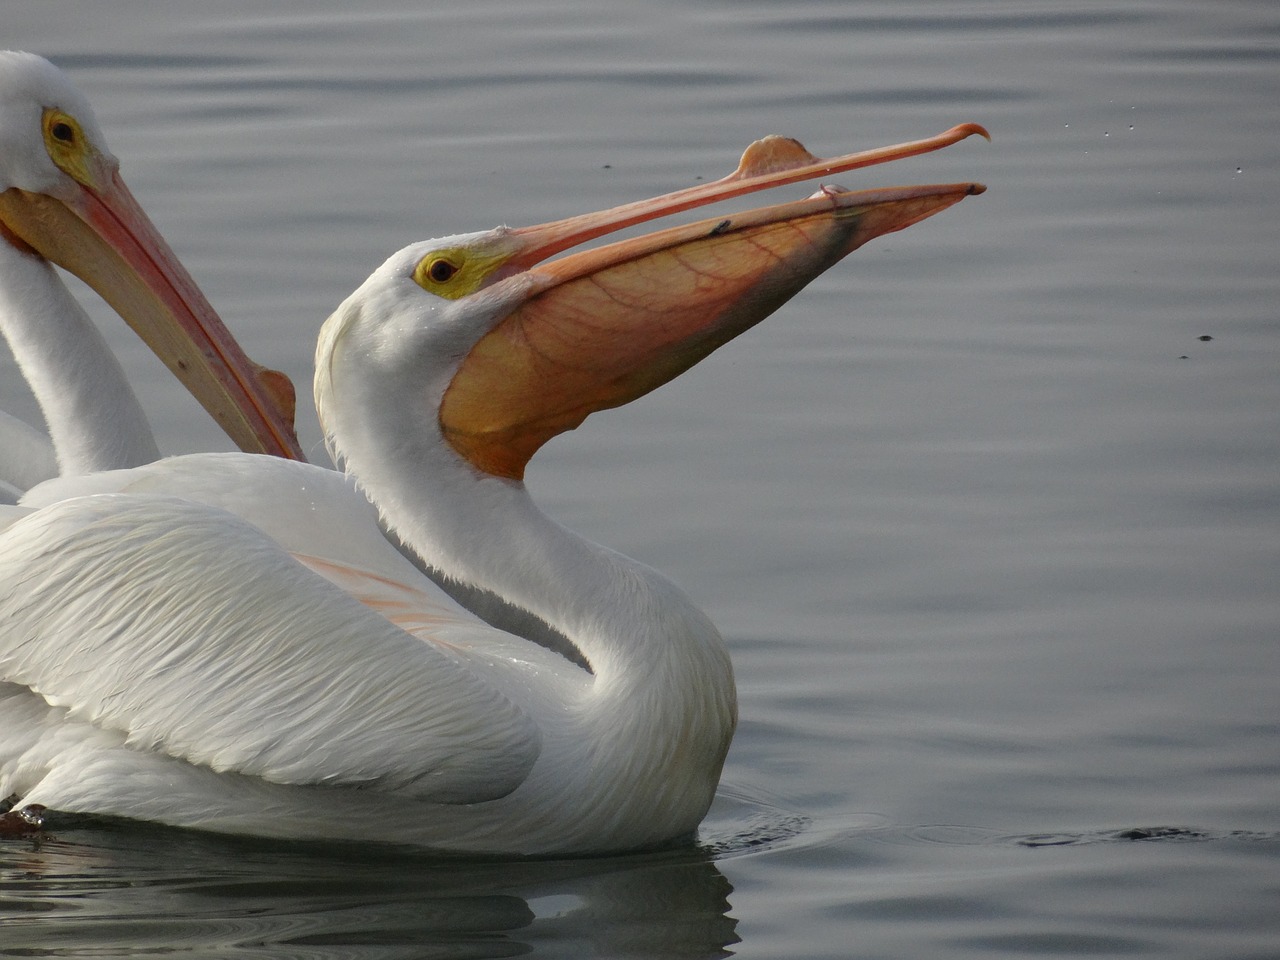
[1,52,157,480]
[0,49,303,492]
[1,50,985,854]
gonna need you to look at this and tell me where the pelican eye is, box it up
[413,243,514,300]
[43,110,83,150]
[413,250,474,299]
[428,258,458,283]
[42,109,98,186]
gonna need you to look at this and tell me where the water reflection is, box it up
[1,819,739,958]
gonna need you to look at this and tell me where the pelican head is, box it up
[316,124,988,483]
[0,51,303,459]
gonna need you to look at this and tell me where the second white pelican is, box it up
[0,50,303,487]
[1,118,986,854]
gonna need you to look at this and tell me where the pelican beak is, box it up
[440,124,989,479]
[0,163,305,460]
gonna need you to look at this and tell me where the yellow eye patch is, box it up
[42,108,98,187]
[412,245,515,300]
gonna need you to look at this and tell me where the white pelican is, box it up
[0,49,303,489]
[1,113,986,853]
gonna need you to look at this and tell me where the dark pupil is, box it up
[429,259,457,283]
[51,121,75,143]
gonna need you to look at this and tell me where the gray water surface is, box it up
[3,2,1278,958]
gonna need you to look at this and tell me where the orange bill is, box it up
[439,125,988,479]
[491,122,989,280]
[0,156,304,460]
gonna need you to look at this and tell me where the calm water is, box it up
[3,1,1279,957]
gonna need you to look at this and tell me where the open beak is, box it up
[0,169,305,460]
[440,123,989,479]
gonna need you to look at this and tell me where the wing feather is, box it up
[0,493,540,803]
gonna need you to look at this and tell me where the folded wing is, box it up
[0,493,539,803]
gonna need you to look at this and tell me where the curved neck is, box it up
[0,242,159,475]
[320,356,732,697]
[370,435,718,688]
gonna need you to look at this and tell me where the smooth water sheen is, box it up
[3,2,1278,957]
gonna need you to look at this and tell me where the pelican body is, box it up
[0,50,987,854]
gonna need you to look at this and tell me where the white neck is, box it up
[318,335,735,718]
[0,242,159,476]
[313,265,738,841]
